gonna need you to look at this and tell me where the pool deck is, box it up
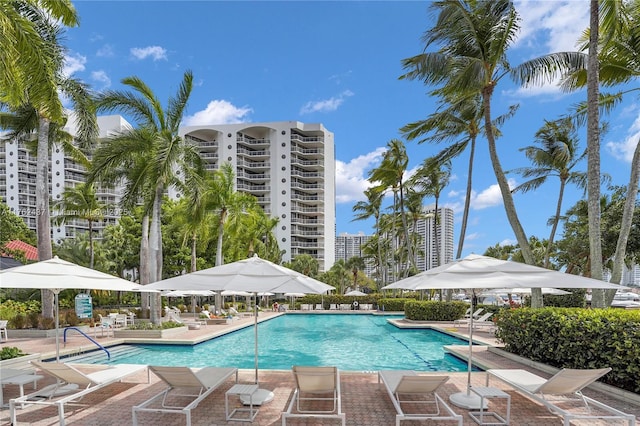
[1,311,639,425]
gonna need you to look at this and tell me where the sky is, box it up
[61,0,638,258]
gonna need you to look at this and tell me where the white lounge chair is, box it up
[486,368,636,426]
[132,365,238,426]
[0,319,8,341]
[282,366,345,425]
[454,311,492,327]
[378,370,463,426]
[315,303,323,310]
[10,361,147,426]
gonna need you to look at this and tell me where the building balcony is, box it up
[237,135,270,146]
[290,134,324,144]
[237,147,269,157]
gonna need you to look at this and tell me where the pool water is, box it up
[74,314,477,372]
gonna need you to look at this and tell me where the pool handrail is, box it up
[63,326,111,360]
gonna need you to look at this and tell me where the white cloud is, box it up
[470,179,517,210]
[499,239,518,247]
[130,46,167,61]
[62,52,86,78]
[606,113,640,163]
[335,148,386,203]
[465,232,481,241]
[300,90,354,114]
[182,100,252,126]
[96,44,114,58]
[91,70,111,89]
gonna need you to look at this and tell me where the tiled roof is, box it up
[4,239,38,261]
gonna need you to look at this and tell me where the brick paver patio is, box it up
[1,312,638,425]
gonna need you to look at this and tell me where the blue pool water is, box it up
[72,314,477,372]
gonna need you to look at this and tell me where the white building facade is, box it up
[1,115,129,244]
[179,121,335,272]
[335,233,375,277]
[413,205,455,271]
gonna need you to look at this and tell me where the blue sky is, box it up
[62,1,637,258]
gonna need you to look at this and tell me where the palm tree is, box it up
[0,0,77,122]
[401,0,545,305]
[510,118,586,269]
[53,183,108,269]
[368,139,414,276]
[352,188,385,285]
[288,254,320,278]
[410,157,451,267]
[91,70,200,323]
[345,256,365,292]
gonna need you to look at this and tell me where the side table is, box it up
[468,386,510,425]
[226,384,259,422]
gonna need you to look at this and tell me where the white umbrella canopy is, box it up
[162,290,215,297]
[144,254,334,404]
[344,290,367,296]
[480,287,571,296]
[0,256,156,360]
[381,253,627,410]
[382,254,627,291]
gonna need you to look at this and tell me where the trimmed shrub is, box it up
[405,301,468,321]
[377,298,412,312]
[495,308,640,393]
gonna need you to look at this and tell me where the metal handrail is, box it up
[63,327,111,360]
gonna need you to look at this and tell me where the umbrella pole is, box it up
[449,289,485,409]
[55,290,60,361]
[241,292,275,406]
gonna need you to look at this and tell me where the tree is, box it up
[0,0,77,121]
[345,257,365,291]
[510,117,586,269]
[352,188,385,285]
[91,70,200,324]
[52,183,108,269]
[286,254,320,279]
[0,199,36,247]
[401,0,545,305]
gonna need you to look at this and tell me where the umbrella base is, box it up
[449,391,488,410]
[240,388,274,405]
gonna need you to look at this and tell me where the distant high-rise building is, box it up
[179,121,335,272]
[335,233,375,277]
[413,205,455,271]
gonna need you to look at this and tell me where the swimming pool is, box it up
[70,314,477,372]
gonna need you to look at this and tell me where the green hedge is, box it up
[377,298,413,312]
[495,308,640,393]
[405,301,468,321]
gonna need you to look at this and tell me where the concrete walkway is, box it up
[1,312,639,425]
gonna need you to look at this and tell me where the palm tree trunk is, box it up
[36,117,54,319]
[433,199,441,267]
[140,214,150,315]
[88,219,94,269]
[587,0,605,308]
[456,137,476,259]
[544,179,566,268]
[191,233,197,272]
[398,183,416,275]
[482,86,541,307]
[149,185,164,324]
[606,139,640,303]
[214,209,227,314]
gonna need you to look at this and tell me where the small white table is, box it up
[468,386,510,425]
[1,369,43,407]
[225,384,259,422]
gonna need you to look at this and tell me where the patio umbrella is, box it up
[143,254,334,404]
[0,256,156,360]
[381,253,627,409]
[344,290,367,296]
[163,290,215,317]
[480,287,571,296]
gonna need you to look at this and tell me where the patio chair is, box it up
[132,366,238,426]
[0,319,8,341]
[315,304,323,310]
[454,312,492,327]
[10,361,147,426]
[486,367,636,426]
[378,370,463,426]
[282,366,345,425]
[464,307,484,319]
[95,314,114,337]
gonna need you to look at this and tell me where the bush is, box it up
[405,301,468,321]
[11,313,27,329]
[377,298,412,312]
[0,346,26,360]
[27,311,40,328]
[495,308,640,393]
[126,321,184,330]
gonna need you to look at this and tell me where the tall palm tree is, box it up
[369,139,414,276]
[410,157,451,267]
[345,256,365,292]
[0,0,77,122]
[53,182,108,269]
[401,0,546,305]
[510,118,586,269]
[352,188,385,285]
[91,70,200,323]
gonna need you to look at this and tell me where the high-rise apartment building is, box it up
[2,118,336,271]
[414,205,455,270]
[1,115,130,244]
[335,233,375,277]
[179,121,335,272]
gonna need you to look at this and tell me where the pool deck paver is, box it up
[1,311,639,425]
